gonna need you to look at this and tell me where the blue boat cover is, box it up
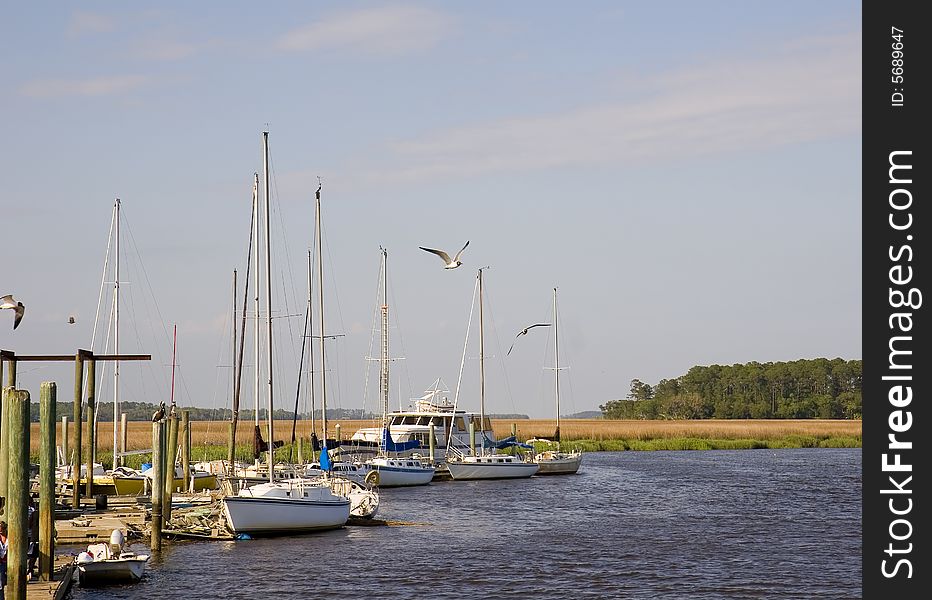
[320,443,332,471]
[493,435,533,450]
[382,427,420,452]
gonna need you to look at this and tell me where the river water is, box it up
[69,448,861,599]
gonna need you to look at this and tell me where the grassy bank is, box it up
[32,418,860,465]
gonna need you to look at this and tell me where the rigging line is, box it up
[386,257,415,407]
[360,252,383,416]
[452,273,480,411]
[481,283,518,416]
[88,201,117,405]
[288,300,310,464]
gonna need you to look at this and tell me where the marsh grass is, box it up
[30,418,861,463]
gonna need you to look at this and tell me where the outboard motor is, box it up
[109,529,125,557]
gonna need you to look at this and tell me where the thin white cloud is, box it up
[277,5,453,55]
[134,38,201,61]
[363,31,860,183]
[19,75,151,99]
[67,11,116,36]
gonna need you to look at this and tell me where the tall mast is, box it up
[112,198,121,470]
[170,324,177,409]
[306,249,316,461]
[253,172,260,449]
[553,288,561,444]
[478,268,486,454]
[315,182,329,459]
[380,248,389,430]
[263,131,274,482]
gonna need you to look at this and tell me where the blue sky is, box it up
[1,2,861,420]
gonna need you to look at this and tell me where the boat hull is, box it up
[535,452,583,475]
[222,494,350,535]
[366,460,435,487]
[112,472,218,495]
[446,457,539,480]
[78,557,149,586]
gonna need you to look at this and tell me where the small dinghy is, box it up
[76,529,150,586]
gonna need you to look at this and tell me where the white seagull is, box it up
[506,323,551,356]
[0,294,25,330]
[419,241,469,269]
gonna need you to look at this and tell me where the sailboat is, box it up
[445,269,539,480]
[222,131,350,535]
[532,288,582,475]
[360,248,435,487]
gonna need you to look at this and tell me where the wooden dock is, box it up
[25,556,75,600]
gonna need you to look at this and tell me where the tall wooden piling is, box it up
[61,416,69,468]
[7,388,30,600]
[150,421,164,551]
[72,351,85,508]
[86,358,97,497]
[0,356,15,500]
[39,382,57,581]
[163,413,179,522]
[120,412,128,462]
[428,419,436,463]
[0,385,9,500]
[181,411,191,492]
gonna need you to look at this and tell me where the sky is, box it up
[1,2,861,421]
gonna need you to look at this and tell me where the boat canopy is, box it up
[382,427,420,452]
[492,435,533,450]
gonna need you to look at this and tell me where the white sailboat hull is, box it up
[535,451,583,475]
[366,458,435,487]
[222,482,350,535]
[446,456,539,480]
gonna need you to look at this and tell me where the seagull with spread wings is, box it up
[419,240,469,269]
[507,322,551,356]
[0,294,25,330]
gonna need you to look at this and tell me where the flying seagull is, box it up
[419,241,469,269]
[68,316,76,324]
[506,323,551,356]
[0,294,25,330]
[152,402,166,422]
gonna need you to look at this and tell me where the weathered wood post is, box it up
[511,422,517,455]
[428,419,436,464]
[61,416,69,468]
[0,385,9,501]
[7,388,30,599]
[120,412,128,463]
[0,354,14,501]
[181,410,191,492]
[72,350,85,508]
[163,412,179,521]
[469,421,476,456]
[39,382,57,581]
[150,420,164,551]
[85,358,97,497]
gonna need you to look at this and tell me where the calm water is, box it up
[70,449,861,599]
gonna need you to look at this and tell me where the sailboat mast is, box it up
[112,198,121,470]
[315,183,329,455]
[380,248,389,429]
[253,171,260,437]
[263,131,274,482]
[307,249,316,461]
[478,268,485,453]
[553,287,561,443]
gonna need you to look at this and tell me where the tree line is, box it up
[599,358,861,420]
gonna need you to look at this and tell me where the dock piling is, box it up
[61,416,69,468]
[163,413,179,522]
[7,388,30,600]
[39,382,57,581]
[181,410,191,492]
[72,351,85,509]
[151,421,164,551]
[85,358,97,497]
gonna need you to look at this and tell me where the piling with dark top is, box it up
[163,413,179,522]
[181,411,191,492]
[150,421,164,551]
[61,416,69,468]
[7,388,30,599]
[85,358,97,497]
[72,351,85,508]
[39,382,57,581]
